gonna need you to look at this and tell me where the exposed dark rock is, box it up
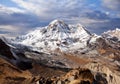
[16,61,33,70]
[0,39,16,59]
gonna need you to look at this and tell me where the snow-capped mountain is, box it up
[102,28,120,41]
[1,20,120,84]
[12,20,120,52]
[12,20,98,53]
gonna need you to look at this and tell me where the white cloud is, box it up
[0,25,21,32]
[0,25,23,38]
[0,4,25,14]
[11,0,86,20]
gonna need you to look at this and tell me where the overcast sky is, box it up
[0,0,120,38]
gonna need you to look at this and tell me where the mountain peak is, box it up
[115,28,120,31]
[49,19,65,25]
[102,28,120,40]
[48,19,70,31]
[12,20,92,53]
[49,19,68,27]
[104,28,120,33]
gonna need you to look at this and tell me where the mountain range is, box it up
[0,20,120,84]
[11,20,98,53]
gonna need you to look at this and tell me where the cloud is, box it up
[102,0,120,11]
[0,25,23,38]
[0,5,50,28]
[61,10,120,34]
[86,18,120,34]
[0,12,47,27]
[0,0,120,37]
[81,10,109,20]
[11,0,87,20]
[0,4,25,14]
[0,12,50,37]
[76,11,120,34]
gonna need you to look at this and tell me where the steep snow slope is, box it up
[12,20,98,53]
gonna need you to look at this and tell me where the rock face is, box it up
[59,68,94,84]
[85,62,120,84]
[0,38,35,84]
[0,38,16,59]
[35,67,116,84]
[0,57,33,84]
[33,68,94,84]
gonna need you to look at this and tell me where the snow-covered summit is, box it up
[12,20,97,53]
[49,20,68,27]
[48,20,70,30]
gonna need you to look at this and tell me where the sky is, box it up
[0,0,120,38]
